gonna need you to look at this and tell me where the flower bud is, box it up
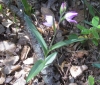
[60,2,67,15]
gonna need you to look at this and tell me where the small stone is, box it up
[70,65,88,78]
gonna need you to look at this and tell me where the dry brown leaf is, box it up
[72,50,88,58]
[11,27,21,33]
[0,70,5,84]
[21,45,30,60]
[13,76,26,85]
[11,65,21,73]
[23,58,33,64]
[41,7,54,16]
[60,61,66,73]
[3,65,21,74]
[37,27,45,34]
[4,55,19,65]
[2,19,13,28]
[0,40,16,52]
[15,70,27,79]
[23,65,32,72]
[5,76,13,83]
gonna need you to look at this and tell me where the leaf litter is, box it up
[0,0,100,85]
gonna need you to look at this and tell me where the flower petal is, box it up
[43,22,53,27]
[64,11,78,23]
[65,12,78,19]
[43,15,53,27]
[67,19,77,24]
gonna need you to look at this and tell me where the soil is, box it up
[0,0,100,85]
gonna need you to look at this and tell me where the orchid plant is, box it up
[24,2,84,82]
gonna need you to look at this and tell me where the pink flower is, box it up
[64,11,78,23]
[43,15,53,27]
[43,12,78,27]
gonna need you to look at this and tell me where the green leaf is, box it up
[92,16,99,27]
[21,0,32,16]
[90,27,99,39]
[97,25,100,29]
[81,29,90,34]
[49,38,84,52]
[26,60,45,82]
[77,24,84,30]
[92,63,100,68]
[45,52,57,66]
[88,75,94,85]
[77,24,90,34]
[92,39,98,46]
[0,4,3,12]
[68,34,78,39]
[84,0,95,16]
[24,15,48,55]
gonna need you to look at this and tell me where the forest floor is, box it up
[0,0,100,85]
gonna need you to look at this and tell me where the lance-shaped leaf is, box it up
[0,4,3,12]
[26,60,45,82]
[24,15,48,55]
[44,52,57,68]
[49,38,84,52]
[92,63,100,68]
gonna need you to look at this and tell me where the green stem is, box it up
[49,13,64,50]
[49,18,57,50]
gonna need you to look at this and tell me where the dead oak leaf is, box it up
[72,50,88,58]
